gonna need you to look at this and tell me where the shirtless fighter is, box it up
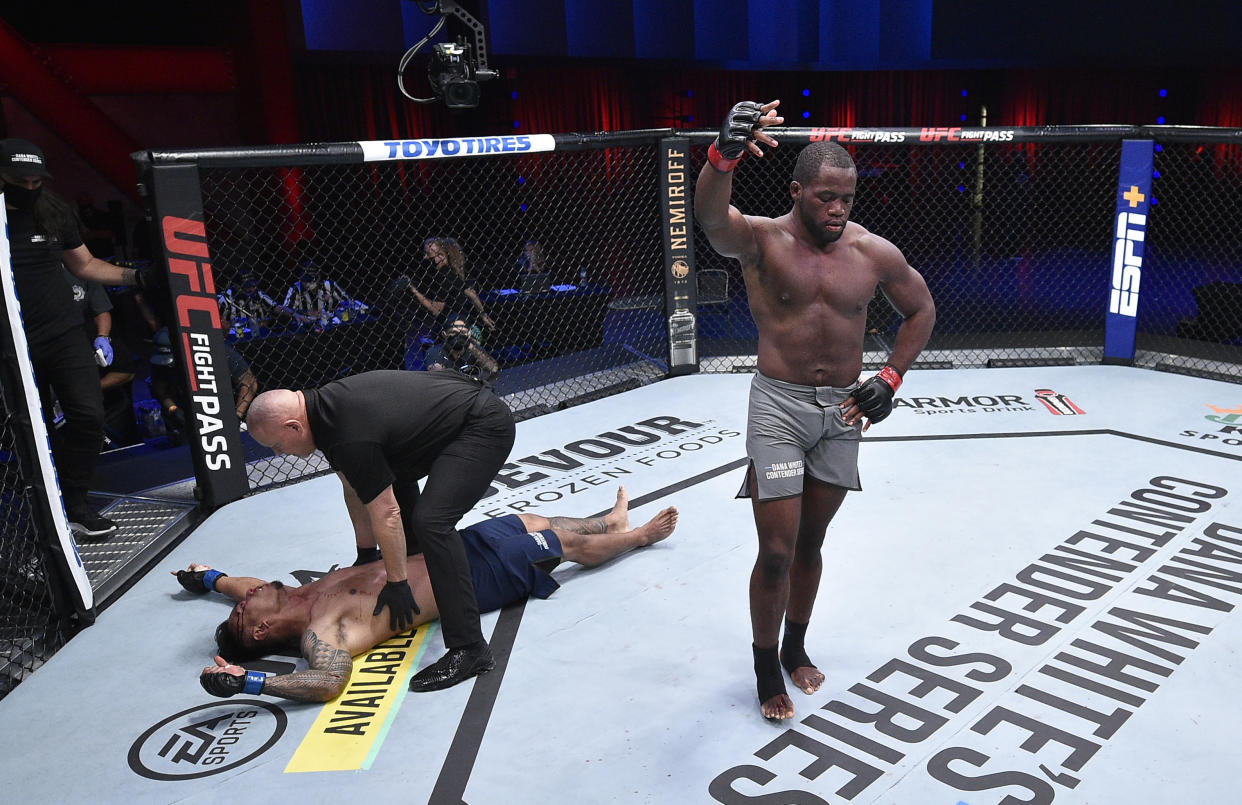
[179,488,677,702]
[695,99,936,719]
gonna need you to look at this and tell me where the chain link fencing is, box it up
[142,127,1241,498]
[193,142,664,490]
[0,384,68,700]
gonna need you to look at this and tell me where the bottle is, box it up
[668,308,697,368]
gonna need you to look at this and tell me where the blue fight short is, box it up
[461,514,564,613]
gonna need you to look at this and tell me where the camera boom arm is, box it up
[438,1,497,80]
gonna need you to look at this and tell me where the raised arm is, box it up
[199,627,354,703]
[694,100,783,262]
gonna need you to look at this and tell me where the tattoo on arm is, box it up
[260,629,353,702]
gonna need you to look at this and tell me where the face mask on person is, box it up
[3,182,42,213]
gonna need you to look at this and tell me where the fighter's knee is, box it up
[756,550,793,583]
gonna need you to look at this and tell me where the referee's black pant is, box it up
[395,389,515,648]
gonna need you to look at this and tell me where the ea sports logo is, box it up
[671,259,689,279]
[128,701,286,781]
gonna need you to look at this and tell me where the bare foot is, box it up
[789,666,824,695]
[603,486,630,533]
[760,693,795,720]
[633,506,677,546]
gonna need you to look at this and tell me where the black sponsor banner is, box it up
[660,136,698,376]
[149,163,249,508]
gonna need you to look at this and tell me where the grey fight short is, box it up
[737,372,863,500]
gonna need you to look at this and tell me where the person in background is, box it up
[61,268,139,448]
[514,238,545,276]
[409,237,495,335]
[149,327,259,445]
[2,137,156,538]
[424,317,500,385]
[218,269,278,338]
[279,261,361,328]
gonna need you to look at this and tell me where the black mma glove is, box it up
[353,546,382,566]
[176,568,227,595]
[852,365,903,424]
[373,580,419,631]
[709,101,764,172]
[200,668,266,698]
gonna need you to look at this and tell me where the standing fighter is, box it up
[694,100,936,719]
[246,369,514,692]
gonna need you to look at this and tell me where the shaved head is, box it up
[246,389,316,456]
[246,389,300,434]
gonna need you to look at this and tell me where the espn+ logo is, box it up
[1109,209,1145,317]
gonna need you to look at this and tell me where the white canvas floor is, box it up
[2,366,1240,804]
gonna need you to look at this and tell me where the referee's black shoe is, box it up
[68,507,118,540]
[409,641,494,692]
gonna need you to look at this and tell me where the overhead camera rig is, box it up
[399,0,499,110]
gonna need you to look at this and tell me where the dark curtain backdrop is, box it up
[296,62,1242,141]
[294,62,1242,177]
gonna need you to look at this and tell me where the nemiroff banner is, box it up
[661,136,698,375]
[149,163,249,508]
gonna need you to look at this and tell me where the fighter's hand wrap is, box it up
[200,669,265,698]
[176,568,227,595]
[373,580,418,631]
[852,365,903,423]
[353,546,382,566]
[709,101,764,172]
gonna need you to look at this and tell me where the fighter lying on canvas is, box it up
[174,488,677,702]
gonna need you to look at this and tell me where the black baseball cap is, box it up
[0,138,53,179]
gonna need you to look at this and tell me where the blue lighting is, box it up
[802,88,810,97]
[511,90,518,100]
[957,185,966,193]
[686,89,693,97]
[513,120,521,128]
[958,162,966,169]
[802,110,810,119]
[517,176,526,185]
[1152,170,1161,179]
[520,203,528,212]
[1159,88,1167,97]
[1155,144,1163,152]
[686,115,694,123]
[1157,116,1166,124]
[960,114,967,122]
[1151,197,1158,206]
[961,89,968,97]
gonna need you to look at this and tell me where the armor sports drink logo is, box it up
[1205,403,1242,427]
[1180,404,1242,451]
[128,701,286,781]
[1034,388,1084,415]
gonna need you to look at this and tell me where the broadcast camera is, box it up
[429,38,497,110]
[400,1,498,110]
